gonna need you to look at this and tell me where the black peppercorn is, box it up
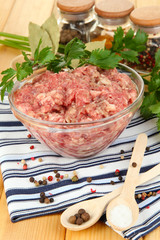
[132,162,137,167]
[50,198,54,203]
[69,215,76,224]
[55,173,60,178]
[40,192,45,198]
[42,180,47,185]
[29,177,35,182]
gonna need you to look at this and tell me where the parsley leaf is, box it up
[88,49,122,69]
[0,29,149,103]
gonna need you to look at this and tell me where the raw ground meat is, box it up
[12,65,138,158]
[14,65,137,123]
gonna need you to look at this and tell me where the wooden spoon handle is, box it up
[121,133,147,197]
[100,161,160,209]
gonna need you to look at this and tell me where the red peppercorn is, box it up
[60,175,64,179]
[146,206,150,209]
[48,176,53,181]
[30,145,34,150]
[91,188,96,193]
[27,134,31,138]
[157,190,160,194]
[141,196,145,200]
[31,157,35,161]
[23,164,28,170]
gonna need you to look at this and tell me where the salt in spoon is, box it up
[61,133,151,231]
[106,133,147,231]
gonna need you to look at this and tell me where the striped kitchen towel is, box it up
[0,94,160,240]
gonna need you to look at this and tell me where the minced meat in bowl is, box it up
[9,64,144,158]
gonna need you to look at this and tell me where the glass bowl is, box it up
[8,64,144,158]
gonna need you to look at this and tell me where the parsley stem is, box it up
[0,39,31,51]
[0,32,29,41]
[4,39,30,46]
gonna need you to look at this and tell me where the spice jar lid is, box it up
[130,6,160,27]
[57,0,95,13]
[95,0,134,18]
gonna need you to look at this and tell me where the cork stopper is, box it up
[95,0,134,18]
[130,6,160,27]
[57,0,95,13]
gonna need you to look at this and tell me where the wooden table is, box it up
[0,0,160,239]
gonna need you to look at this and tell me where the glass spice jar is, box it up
[129,6,160,73]
[90,0,134,49]
[57,0,97,44]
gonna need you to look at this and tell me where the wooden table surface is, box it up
[0,0,160,239]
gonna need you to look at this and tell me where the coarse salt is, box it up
[109,204,133,229]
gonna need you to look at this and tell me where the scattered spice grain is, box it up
[71,175,79,182]
[55,173,60,178]
[21,159,26,164]
[110,180,115,185]
[30,145,34,150]
[87,177,92,183]
[132,162,137,167]
[23,163,28,170]
[48,176,53,181]
[29,177,34,182]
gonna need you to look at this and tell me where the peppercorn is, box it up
[76,217,83,225]
[42,180,47,185]
[120,150,124,154]
[48,176,53,181]
[34,181,39,187]
[40,192,45,198]
[120,155,124,160]
[38,180,43,185]
[86,177,92,183]
[30,145,34,150]
[21,159,26,164]
[132,162,137,167]
[44,198,50,204]
[71,175,79,182]
[50,198,54,203]
[137,193,142,199]
[55,173,60,178]
[69,215,76,224]
[118,176,123,181]
[115,169,120,176]
[75,213,81,219]
[54,170,58,173]
[23,163,28,170]
[152,192,157,196]
[146,147,150,152]
[78,209,85,215]
[38,158,43,162]
[110,180,115,185]
[81,212,90,222]
[27,134,32,138]
[39,198,45,203]
[142,192,147,198]
[29,177,35,182]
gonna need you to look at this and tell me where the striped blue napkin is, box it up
[0,94,160,240]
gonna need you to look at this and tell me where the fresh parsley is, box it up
[140,49,160,130]
[1,27,160,130]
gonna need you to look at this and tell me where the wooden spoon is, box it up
[61,133,157,231]
[106,133,147,231]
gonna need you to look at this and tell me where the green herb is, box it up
[0,39,54,101]
[140,49,160,130]
[111,27,148,63]
[0,27,147,102]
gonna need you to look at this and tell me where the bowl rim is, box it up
[8,63,144,127]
